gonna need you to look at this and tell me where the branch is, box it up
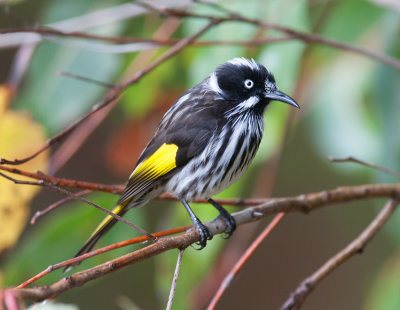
[0,172,155,240]
[207,212,286,310]
[166,248,185,310]
[0,19,218,166]
[329,156,400,179]
[0,164,268,207]
[11,183,400,301]
[0,27,290,46]
[281,198,399,310]
[0,165,123,193]
[1,6,399,68]
[17,225,192,289]
[158,7,400,70]
[30,189,92,224]
[54,70,116,88]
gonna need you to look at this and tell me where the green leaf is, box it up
[15,0,124,134]
[363,254,400,310]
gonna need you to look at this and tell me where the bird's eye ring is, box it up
[244,79,254,89]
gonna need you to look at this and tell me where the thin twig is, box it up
[159,7,400,70]
[166,248,185,310]
[0,165,123,193]
[281,198,399,310]
[48,17,181,174]
[193,0,237,16]
[30,189,92,224]
[12,182,400,302]
[54,70,115,88]
[0,171,155,240]
[2,5,398,167]
[329,156,400,179]
[43,184,156,241]
[17,225,191,289]
[207,212,286,310]
[0,164,267,206]
[0,19,218,166]
[0,27,292,46]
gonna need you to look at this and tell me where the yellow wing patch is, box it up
[129,143,178,181]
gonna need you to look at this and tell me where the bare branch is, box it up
[44,184,156,241]
[11,184,400,301]
[0,165,123,193]
[281,198,399,310]
[0,19,218,166]
[158,7,400,70]
[166,249,185,310]
[0,172,155,240]
[17,224,192,289]
[0,27,292,47]
[207,212,286,310]
[329,156,400,179]
[0,164,268,207]
[30,189,92,224]
[54,71,115,89]
[2,5,399,69]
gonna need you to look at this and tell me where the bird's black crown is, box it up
[214,58,275,103]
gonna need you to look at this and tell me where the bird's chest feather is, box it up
[167,114,264,200]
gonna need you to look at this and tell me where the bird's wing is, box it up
[118,104,222,205]
[117,142,179,204]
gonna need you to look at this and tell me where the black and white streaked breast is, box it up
[166,112,263,200]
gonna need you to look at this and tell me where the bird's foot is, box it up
[193,220,213,250]
[208,198,236,238]
[217,208,236,239]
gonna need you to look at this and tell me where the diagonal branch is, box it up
[207,212,286,310]
[0,19,218,166]
[281,198,399,310]
[158,7,400,70]
[10,183,400,302]
[0,164,269,207]
[329,156,400,179]
[0,172,155,240]
[166,248,185,310]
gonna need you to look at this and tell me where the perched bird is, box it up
[72,57,299,261]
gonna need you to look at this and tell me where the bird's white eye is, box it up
[244,79,254,89]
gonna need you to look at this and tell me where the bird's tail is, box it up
[64,202,128,271]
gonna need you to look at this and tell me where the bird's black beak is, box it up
[265,90,299,109]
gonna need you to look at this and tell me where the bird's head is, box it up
[208,58,299,116]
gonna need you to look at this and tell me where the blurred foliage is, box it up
[27,301,79,310]
[364,252,400,310]
[16,0,124,134]
[0,84,48,255]
[0,0,399,309]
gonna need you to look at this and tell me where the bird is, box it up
[71,57,299,262]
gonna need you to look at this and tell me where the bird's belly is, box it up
[166,133,260,201]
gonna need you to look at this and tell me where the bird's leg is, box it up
[179,197,213,249]
[208,198,236,238]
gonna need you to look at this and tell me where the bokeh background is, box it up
[1,0,400,309]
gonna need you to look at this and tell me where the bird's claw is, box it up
[193,221,213,250]
[217,210,236,239]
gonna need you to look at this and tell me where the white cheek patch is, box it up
[225,95,260,118]
[237,95,259,110]
[208,72,223,94]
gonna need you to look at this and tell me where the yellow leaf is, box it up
[0,84,13,116]
[0,98,49,254]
